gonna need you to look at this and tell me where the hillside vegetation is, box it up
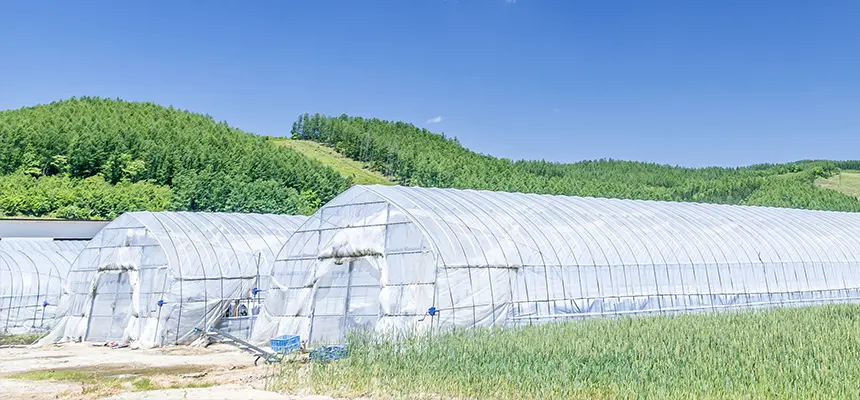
[1,98,858,219]
[274,139,392,185]
[0,97,350,219]
[815,170,860,200]
[292,113,860,212]
[0,172,172,219]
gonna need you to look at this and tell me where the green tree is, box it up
[0,97,352,217]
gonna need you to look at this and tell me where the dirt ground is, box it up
[0,343,335,400]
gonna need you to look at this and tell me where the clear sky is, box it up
[1,1,858,167]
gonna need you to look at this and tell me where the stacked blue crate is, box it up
[270,334,301,354]
[309,345,348,361]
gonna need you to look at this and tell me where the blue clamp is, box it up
[428,306,439,316]
[42,301,49,308]
[157,299,165,307]
[252,287,262,296]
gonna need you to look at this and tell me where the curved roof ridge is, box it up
[76,211,308,278]
[349,185,860,267]
[359,184,860,215]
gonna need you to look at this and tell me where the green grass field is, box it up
[0,333,41,345]
[10,365,216,396]
[816,170,860,199]
[274,139,393,185]
[270,304,860,399]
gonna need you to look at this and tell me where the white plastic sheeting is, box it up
[254,185,860,345]
[0,239,87,334]
[44,212,306,347]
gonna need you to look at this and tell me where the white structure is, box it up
[0,239,87,334]
[45,212,307,347]
[0,218,107,239]
[253,185,860,345]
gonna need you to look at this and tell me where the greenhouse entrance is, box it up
[44,212,308,348]
[87,270,135,343]
[309,258,382,344]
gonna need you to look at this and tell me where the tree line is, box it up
[292,113,860,212]
[2,99,858,220]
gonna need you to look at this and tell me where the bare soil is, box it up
[0,343,335,400]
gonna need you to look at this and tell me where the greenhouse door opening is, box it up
[86,271,134,343]
[215,296,261,340]
[309,258,381,344]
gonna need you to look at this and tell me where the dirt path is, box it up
[0,343,336,400]
[0,378,79,400]
[0,343,248,375]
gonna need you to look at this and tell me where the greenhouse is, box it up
[44,211,307,347]
[0,239,88,334]
[253,185,860,345]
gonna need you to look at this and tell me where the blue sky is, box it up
[1,1,858,167]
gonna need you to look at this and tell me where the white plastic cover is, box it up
[255,185,860,345]
[44,212,306,347]
[0,239,87,334]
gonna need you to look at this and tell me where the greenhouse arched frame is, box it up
[0,239,88,334]
[253,185,860,345]
[47,211,307,347]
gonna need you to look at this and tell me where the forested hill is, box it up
[292,113,860,212]
[0,98,350,219]
[2,98,858,220]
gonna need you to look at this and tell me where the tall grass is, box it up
[270,305,860,399]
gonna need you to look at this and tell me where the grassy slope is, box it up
[274,304,860,399]
[273,139,393,185]
[816,170,860,199]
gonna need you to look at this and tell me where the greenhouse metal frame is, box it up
[0,239,88,334]
[46,211,307,347]
[254,185,860,345]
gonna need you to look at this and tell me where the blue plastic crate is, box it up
[270,334,301,354]
[309,345,348,361]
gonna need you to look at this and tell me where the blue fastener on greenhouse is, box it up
[428,306,438,316]
[42,301,48,308]
[157,299,165,307]
[252,287,262,296]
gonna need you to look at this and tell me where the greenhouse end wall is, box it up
[254,185,860,345]
[0,240,87,334]
[44,211,307,348]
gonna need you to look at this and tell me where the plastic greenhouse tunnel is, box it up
[42,211,307,348]
[252,185,860,346]
[0,239,87,335]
